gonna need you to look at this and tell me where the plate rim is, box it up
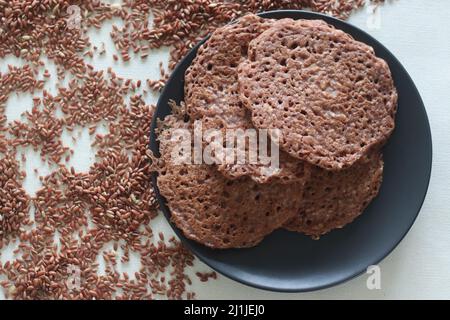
[149,9,433,293]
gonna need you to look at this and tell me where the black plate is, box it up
[150,10,432,292]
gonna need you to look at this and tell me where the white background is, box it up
[1,0,449,299]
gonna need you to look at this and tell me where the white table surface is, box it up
[1,0,449,300]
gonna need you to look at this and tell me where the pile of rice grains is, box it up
[0,0,388,300]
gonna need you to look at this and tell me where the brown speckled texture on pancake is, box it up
[239,19,397,171]
[184,14,308,184]
[156,116,307,249]
[218,147,310,184]
[284,151,384,239]
[185,14,273,124]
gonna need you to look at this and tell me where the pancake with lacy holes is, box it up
[239,19,397,170]
[185,14,308,184]
[284,151,383,239]
[156,115,307,249]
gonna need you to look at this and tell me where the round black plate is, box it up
[149,10,432,292]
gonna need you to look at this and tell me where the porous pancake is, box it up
[185,14,307,184]
[156,116,306,249]
[239,19,397,170]
[284,152,384,239]
[185,14,274,125]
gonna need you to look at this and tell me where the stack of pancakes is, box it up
[155,14,397,249]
